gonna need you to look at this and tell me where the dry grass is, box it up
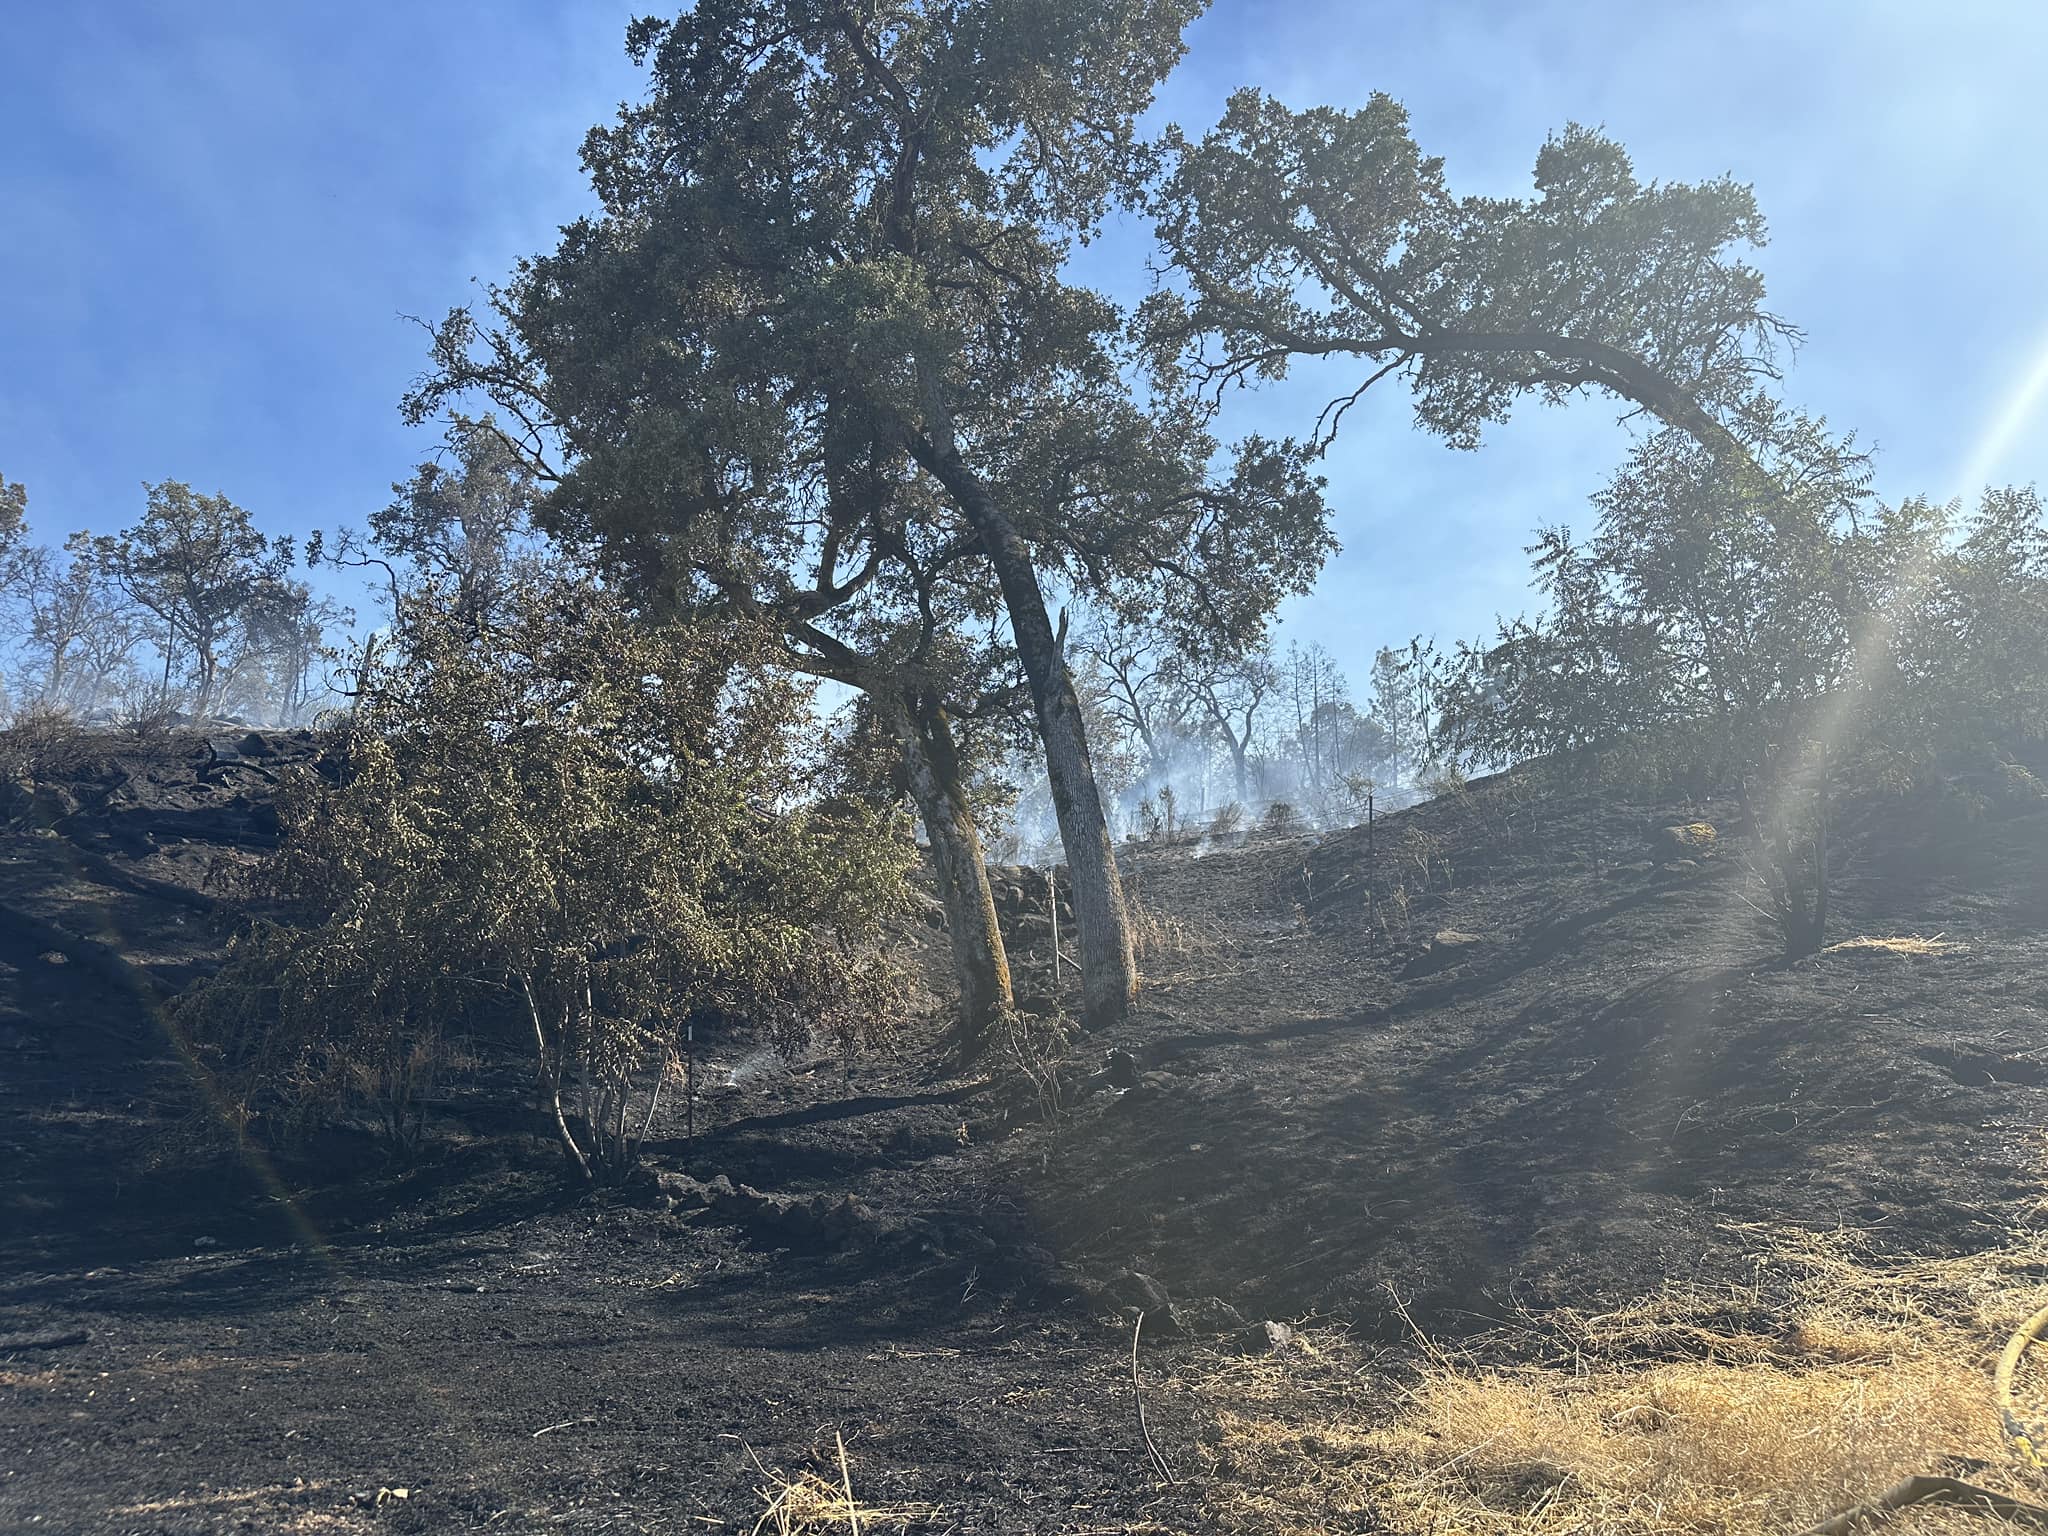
[746,1436,936,1534]
[1129,901,1220,973]
[1189,1227,2048,1535]
[1821,934,1969,958]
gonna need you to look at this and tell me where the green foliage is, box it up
[405,0,1332,712]
[1893,485,2048,748]
[96,481,295,718]
[178,580,915,1176]
[1431,404,2048,792]
[1148,91,1792,456]
[368,416,543,627]
[0,471,26,571]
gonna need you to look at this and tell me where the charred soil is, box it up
[3,733,2046,1532]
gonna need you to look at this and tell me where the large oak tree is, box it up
[407,0,1332,1032]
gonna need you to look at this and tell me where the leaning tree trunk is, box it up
[892,689,1013,1059]
[913,449,1138,1029]
[1227,735,1251,804]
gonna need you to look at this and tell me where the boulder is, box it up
[0,779,32,824]
[1653,821,1717,860]
[1108,1268,1175,1316]
[1402,928,1486,978]
[1010,913,1052,941]
[1233,1319,1297,1354]
[1178,1296,1250,1337]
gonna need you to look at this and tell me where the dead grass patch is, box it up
[1189,1227,2048,1535]
[1129,901,1220,976]
[1821,934,1968,958]
[0,1368,68,1388]
[746,1435,936,1534]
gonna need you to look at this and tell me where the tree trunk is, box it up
[911,445,1137,1028]
[1223,732,1251,804]
[893,689,1013,1058]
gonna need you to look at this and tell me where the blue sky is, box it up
[5,1,2047,675]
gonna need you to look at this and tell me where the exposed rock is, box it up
[1051,1268,1112,1312]
[1108,1268,1174,1316]
[1653,821,1717,860]
[1115,1071,1173,1107]
[695,1179,884,1252]
[1233,1319,1297,1354]
[1102,1048,1140,1091]
[1010,913,1052,941]
[28,783,80,825]
[1401,928,1486,978]
[0,779,33,824]
[653,1170,716,1209]
[1177,1296,1249,1337]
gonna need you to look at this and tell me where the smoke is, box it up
[992,727,1431,866]
[722,1045,783,1089]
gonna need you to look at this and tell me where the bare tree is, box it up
[23,533,144,712]
[1178,648,1277,805]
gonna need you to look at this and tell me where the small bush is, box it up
[0,704,107,785]
[1261,801,1301,838]
[177,582,915,1180]
[1208,801,1246,842]
[992,1006,1076,1127]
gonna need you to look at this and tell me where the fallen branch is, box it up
[531,1416,596,1438]
[1793,1476,2048,1534]
[0,1328,89,1353]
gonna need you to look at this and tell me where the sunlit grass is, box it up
[1189,1227,2048,1534]
[1821,934,1968,958]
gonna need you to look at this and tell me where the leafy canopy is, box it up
[1147,90,1796,467]
[406,0,1331,675]
[181,579,914,1168]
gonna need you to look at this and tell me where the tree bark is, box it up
[893,690,1013,1058]
[1228,738,1251,804]
[908,439,1138,1028]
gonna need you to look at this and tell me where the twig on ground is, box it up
[1794,1476,2048,1534]
[531,1416,596,1438]
[1132,1311,1176,1487]
[836,1432,861,1536]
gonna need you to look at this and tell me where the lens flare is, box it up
[1956,321,2048,498]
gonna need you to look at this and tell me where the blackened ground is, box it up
[3,731,2046,1532]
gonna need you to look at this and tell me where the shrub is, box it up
[1261,800,1301,837]
[177,580,915,1178]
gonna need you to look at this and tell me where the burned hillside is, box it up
[5,733,2048,1531]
